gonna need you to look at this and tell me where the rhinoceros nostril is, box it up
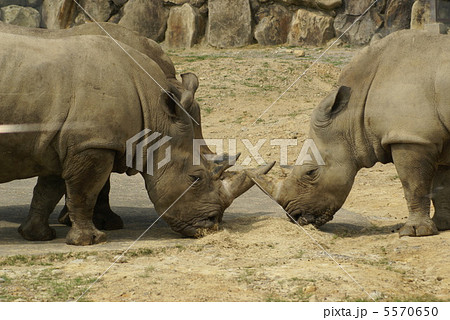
[208,215,218,224]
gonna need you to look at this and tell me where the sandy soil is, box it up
[0,45,449,302]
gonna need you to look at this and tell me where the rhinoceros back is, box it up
[0,33,165,181]
[348,30,450,164]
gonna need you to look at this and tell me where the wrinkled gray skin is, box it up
[0,21,213,230]
[0,33,273,245]
[249,30,450,237]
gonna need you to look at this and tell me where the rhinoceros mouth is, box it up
[172,214,221,238]
[288,208,336,228]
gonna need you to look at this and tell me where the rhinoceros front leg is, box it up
[391,144,439,237]
[18,175,65,241]
[58,178,124,230]
[63,149,115,245]
[431,165,450,231]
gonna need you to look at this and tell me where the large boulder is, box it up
[112,0,128,5]
[255,4,292,45]
[288,8,335,46]
[384,0,415,33]
[344,0,375,15]
[40,0,76,29]
[165,3,200,48]
[208,0,252,48]
[334,9,383,45]
[274,0,342,11]
[316,0,343,10]
[411,0,431,30]
[74,0,113,25]
[118,0,168,41]
[163,0,205,6]
[0,0,42,8]
[0,5,40,28]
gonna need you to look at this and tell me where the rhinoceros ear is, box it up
[162,90,182,118]
[179,73,199,110]
[181,73,199,94]
[316,86,351,123]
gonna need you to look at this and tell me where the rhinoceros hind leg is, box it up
[92,178,124,230]
[64,149,114,246]
[18,175,65,241]
[57,205,70,226]
[431,166,450,231]
[58,178,124,230]
[392,144,439,237]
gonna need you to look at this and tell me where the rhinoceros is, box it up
[0,21,215,230]
[248,30,450,237]
[0,32,273,245]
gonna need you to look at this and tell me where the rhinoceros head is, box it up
[138,73,274,237]
[246,86,359,228]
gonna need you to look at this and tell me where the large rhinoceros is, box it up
[248,30,450,237]
[0,21,215,230]
[0,32,273,245]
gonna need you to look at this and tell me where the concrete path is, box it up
[0,174,371,256]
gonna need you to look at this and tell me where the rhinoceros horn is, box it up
[220,161,276,205]
[244,169,284,203]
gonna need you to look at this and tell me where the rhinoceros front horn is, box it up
[220,161,276,205]
[244,168,284,203]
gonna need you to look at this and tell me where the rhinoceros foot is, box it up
[66,222,107,246]
[58,206,124,231]
[18,222,56,241]
[399,219,439,237]
[93,209,124,231]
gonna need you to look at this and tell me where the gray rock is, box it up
[208,0,252,48]
[69,259,84,264]
[0,1,42,8]
[255,4,292,45]
[165,3,200,48]
[163,0,205,6]
[108,13,121,24]
[344,0,375,15]
[316,0,343,11]
[112,0,128,6]
[288,8,335,46]
[411,0,431,30]
[384,0,415,33]
[334,9,382,45]
[118,0,168,41]
[41,0,75,29]
[274,0,342,11]
[0,5,40,28]
[74,0,113,25]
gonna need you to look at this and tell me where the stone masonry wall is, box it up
[0,0,436,48]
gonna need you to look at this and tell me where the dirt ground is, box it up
[0,45,449,302]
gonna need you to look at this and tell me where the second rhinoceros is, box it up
[249,30,450,237]
[0,21,215,230]
[0,32,273,245]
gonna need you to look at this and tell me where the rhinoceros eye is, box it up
[189,175,202,182]
[306,169,317,176]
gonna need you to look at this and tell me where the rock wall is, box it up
[0,0,435,48]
